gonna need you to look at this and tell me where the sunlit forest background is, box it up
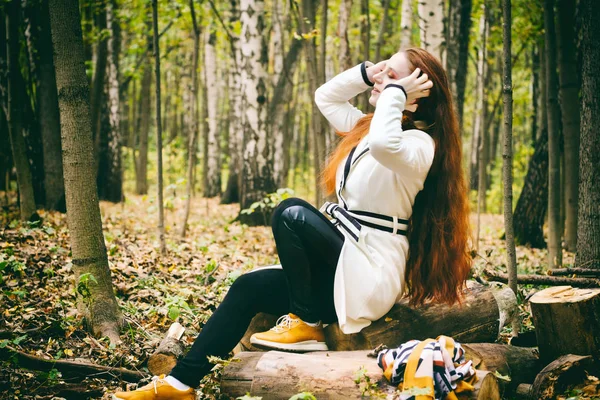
[1,0,599,397]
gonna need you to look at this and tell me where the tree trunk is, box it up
[5,0,38,221]
[238,0,277,225]
[555,0,579,252]
[400,0,413,49]
[48,0,121,342]
[221,0,242,204]
[544,0,562,269]
[417,0,445,61]
[33,0,65,211]
[446,0,473,127]
[271,0,289,188]
[501,0,519,335]
[530,286,600,363]
[358,0,371,111]
[135,48,152,195]
[152,0,166,256]
[576,0,600,270]
[302,0,327,206]
[203,29,221,197]
[337,0,352,71]
[531,45,539,144]
[537,41,547,143]
[271,41,303,189]
[475,4,489,249]
[374,0,390,62]
[90,3,107,156]
[513,132,548,248]
[180,0,200,237]
[98,0,122,203]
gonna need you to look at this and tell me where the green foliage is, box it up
[76,272,98,301]
[240,188,295,216]
[354,366,385,398]
[164,294,193,321]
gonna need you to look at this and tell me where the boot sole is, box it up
[250,337,328,352]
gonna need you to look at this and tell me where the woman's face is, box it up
[369,52,413,107]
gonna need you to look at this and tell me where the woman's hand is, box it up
[365,60,386,84]
[391,68,433,112]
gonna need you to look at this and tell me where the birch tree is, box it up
[238,0,276,225]
[338,0,352,71]
[222,0,242,204]
[400,0,413,49]
[203,28,221,197]
[475,3,489,249]
[417,0,445,61]
[152,0,166,255]
[48,0,121,342]
[501,0,518,336]
[180,0,200,237]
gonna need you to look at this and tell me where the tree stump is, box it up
[238,281,516,352]
[531,354,595,400]
[529,286,600,363]
[147,322,185,376]
[221,344,540,399]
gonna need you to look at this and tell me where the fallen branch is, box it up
[0,345,144,382]
[483,269,600,287]
[547,267,600,277]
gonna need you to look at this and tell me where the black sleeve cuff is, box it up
[384,83,407,99]
[360,61,374,87]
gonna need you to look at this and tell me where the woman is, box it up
[112,48,471,400]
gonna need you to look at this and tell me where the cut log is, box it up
[462,343,541,392]
[484,269,600,287]
[147,322,185,376]
[531,354,595,400]
[221,344,540,399]
[0,345,144,382]
[529,286,600,363]
[239,281,517,352]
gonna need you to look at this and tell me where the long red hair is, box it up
[320,48,472,307]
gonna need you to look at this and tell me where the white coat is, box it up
[314,63,436,334]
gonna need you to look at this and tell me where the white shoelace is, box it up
[270,314,298,333]
[151,376,163,394]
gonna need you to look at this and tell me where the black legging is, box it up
[169,198,345,387]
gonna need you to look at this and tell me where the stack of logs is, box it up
[149,282,600,399]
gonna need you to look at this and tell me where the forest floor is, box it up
[0,193,576,400]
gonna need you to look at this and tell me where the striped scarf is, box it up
[377,336,477,400]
